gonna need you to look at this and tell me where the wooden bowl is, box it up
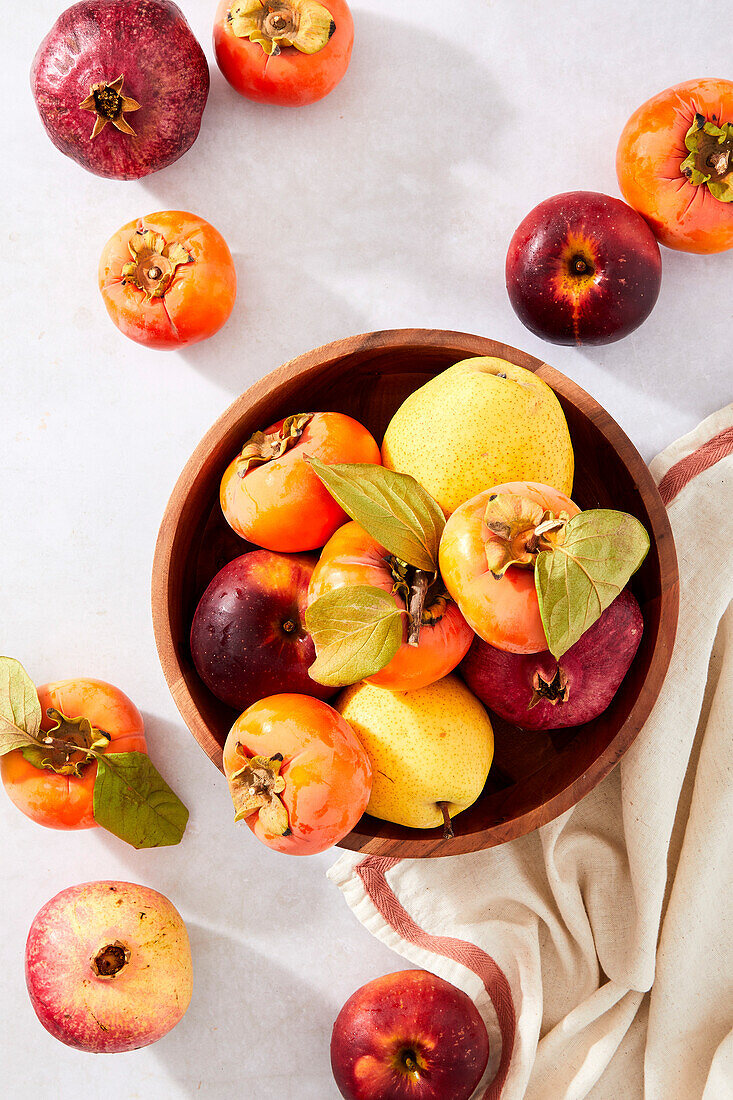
[152,329,678,857]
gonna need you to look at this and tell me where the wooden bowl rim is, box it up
[151,328,679,857]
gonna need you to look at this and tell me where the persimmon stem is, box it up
[407,570,430,647]
[438,801,454,839]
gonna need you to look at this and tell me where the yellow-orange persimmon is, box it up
[308,521,474,689]
[222,694,371,854]
[617,78,733,253]
[220,411,381,553]
[214,0,353,107]
[439,482,580,653]
[99,211,237,349]
[1,679,146,830]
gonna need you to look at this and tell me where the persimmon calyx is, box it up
[121,229,192,301]
[681,115,733,201]
[229,751,291,836]
[483,494,570,576]
[227,0,336,56]
[529,666,569,709]
[19,708,111,777]
[236,413,313,476]
[79,76,141,139]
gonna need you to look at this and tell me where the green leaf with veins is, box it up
[93,752,189,849]
[535,509,650,659]
[307,458,444,572]
[306,585,406,687]
[0,656,43,753]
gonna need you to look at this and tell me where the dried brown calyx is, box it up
[228,750,291,836]
[681,114,733,201]
[91,941,131,979]
[121,229,193,301]
[388,556,448,647]
[227,0,336,56]
[483,493,569,576]
[529,666,569,709]
[20,708,110,776]
[236,413,314,476]
[79,76,141,139]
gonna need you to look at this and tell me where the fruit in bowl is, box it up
[506,191,662,345]
[381,357,574,515]
[25,880,192,1052]
[331,969,490,1100]
[336,675,493,838]
[222,693,371,854]
[220,412,381,552]
[31,0,209,180]
[99,212,237,350]
[617,78,733,253]
[152,330,678,857]
[461,588,644,729]
[191,550,336,711]
[214,0,354,106]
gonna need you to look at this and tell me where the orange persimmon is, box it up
[220,411,381,552]
[439,482,580,654]
[308,521,474,690]
[617,78,733,253]
[99,211,237,349]
[1,679,146,830]
[213,0,353,107]
[222,693,371,854]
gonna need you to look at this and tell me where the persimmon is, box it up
[1,679,146,830]
[222,693,372,854]
[214,0,353,107]
[220,411,381,552]
[99,211,237,349]
[308,521,474,690]
[617,78,733,253]
[439,482,580,653]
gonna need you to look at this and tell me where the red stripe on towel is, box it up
[658,425,733,505]
[356,856,516,1099]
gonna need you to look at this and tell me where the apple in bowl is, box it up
[506,190,662,345]
[331,969,489,1099]
[190,550,336,711]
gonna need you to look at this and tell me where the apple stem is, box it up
[438,801,454,839]
[407,570,430,646]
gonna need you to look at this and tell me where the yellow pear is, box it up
[336,675,493,832]
[381,357,574,515]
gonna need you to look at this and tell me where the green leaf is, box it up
[307,458,444,571]
[0,657,43,755]
[93,752,189,849]
[305,585,406,687]
[535,509,650,659]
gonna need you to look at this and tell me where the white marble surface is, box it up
[1,1,730,1097]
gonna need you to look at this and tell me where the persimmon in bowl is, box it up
[152,330,678,858]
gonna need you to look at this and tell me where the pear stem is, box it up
[407,570,430,647]
[438,801,454,839]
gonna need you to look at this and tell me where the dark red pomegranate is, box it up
[31,0,209,180]
[460,588,644,730]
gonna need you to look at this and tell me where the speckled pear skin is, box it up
[381,357,574,515]
[336,675,494,830]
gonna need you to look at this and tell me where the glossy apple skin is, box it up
[190,551,336,711]
[506,190,662,345]
[461,588,643,729]
[331,969,489,1100]
[26,881,192,1053]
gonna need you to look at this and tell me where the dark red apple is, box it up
[506,191,662,344]
[31,0,209,180]
[460,588,643,730]
[330,969,489,1100]
[190,551,336,712]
